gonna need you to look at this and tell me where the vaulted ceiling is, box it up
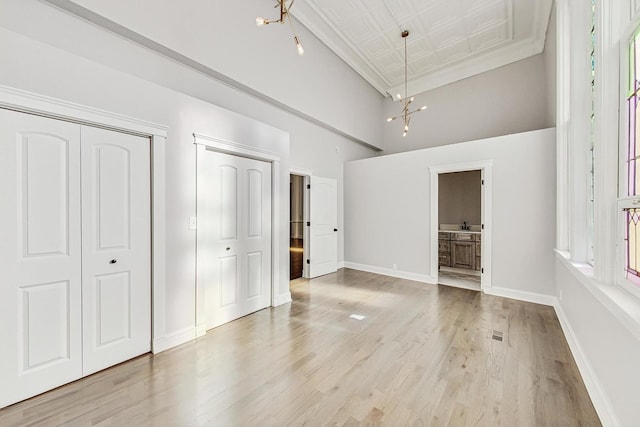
[292,0,553,97]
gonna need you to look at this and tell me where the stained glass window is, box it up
[624,26,640,288]
[625,209,640,286]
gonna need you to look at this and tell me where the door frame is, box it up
[194,133,281,337]
[0,84,169,352]
[429,160,493,291]
[290,168,312,279]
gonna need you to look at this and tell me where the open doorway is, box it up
[437,170,482,291]
[429,161,493,292]
[290,174,305,280]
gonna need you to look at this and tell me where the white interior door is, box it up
[0,109,83,407]
[198,148,272,330]
[309,176,338,278]
[81,126,151,376]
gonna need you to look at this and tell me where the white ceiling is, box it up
[292,0,553,97]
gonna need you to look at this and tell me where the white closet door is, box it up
[81,126,151,375]
[309,176,338,278]
[198,148,272,330]
[0,109,83,408]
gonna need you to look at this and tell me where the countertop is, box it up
[438,230,481,234]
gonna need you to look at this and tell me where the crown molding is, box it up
[291,2,390,96]
[387,36,544,98]
[294,0,553,99]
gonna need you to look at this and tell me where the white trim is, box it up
[337,261,345,270]
[0,84,169,356]
[194,134,284,332]
[429,160,493,291]
[483,287,555,306]
[193,132,280,162]
[152,326,197,354]
[150,135,167,353]
[344,262,437,285]
[274,292,293,306]
[289,167,313,177]
[556,250,640,343]
[0,84,167,137]
[387,38,547,97]
[556,0,570,252]
[293,1,552,97]
[554,302,620,427]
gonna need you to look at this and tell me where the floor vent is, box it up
[491,330,503,341]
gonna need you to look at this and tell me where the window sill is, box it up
[555,249,640,342]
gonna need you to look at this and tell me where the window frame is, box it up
[617,16,640,299]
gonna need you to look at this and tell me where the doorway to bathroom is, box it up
[429,161,493,292]
[438,170,482,290]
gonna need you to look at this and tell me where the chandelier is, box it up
[386,30,427,137]
[256,0,304,56]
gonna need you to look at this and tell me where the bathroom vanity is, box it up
[438,230,481,271]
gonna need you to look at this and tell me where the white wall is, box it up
[42,0,384,149]
[556,257,640,426]
[381,54,553,154]
[438,171,482,226]
[0,1,378,343]
[345,128,556,296]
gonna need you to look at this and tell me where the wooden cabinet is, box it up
[439,231,481,272]
[451,241,475,269]
[438,235,451,267]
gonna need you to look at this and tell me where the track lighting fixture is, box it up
[256,0,304,56]
[386,30,427,137]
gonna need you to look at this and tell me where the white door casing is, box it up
[0,109,83,408]
[429,161,493,290]
[81,126,151,376]
[309,176,338,278]
[198,148,272,330]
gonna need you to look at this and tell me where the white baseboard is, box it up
[483,286,556,306]
[152,326,197,354]
[554,302,618,427]
[344,262,437,284]
[274,292,292,306]
[337,260,345,269]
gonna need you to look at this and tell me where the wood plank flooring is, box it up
[0,269,601,426]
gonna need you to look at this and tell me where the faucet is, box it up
[461,221,469,231]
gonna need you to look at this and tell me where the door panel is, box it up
[95,272,131,347]
[199,149,272,330]
[220,256,238,307]
[95,145,131,250]
[81,126,150,376]
[0,109,82,408]
[247,169,264,238]
[220,165,238,240]
[309,176,338,278]
[247,252,262,298]
[19,281,71,370]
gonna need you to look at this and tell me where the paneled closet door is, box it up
[199,148,272,330]
[0,109,83,408]
[81,126,151,376]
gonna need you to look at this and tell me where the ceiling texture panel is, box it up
[292,0,552,97]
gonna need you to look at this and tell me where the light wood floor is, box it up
[0,269,600,426]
